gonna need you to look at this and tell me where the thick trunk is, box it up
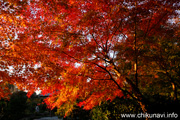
[135,92,149,120]
[125,77,149,113]
[138,101,147,113]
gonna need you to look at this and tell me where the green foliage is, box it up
[55,102,75,117]
[90,97,141,120]
[55,104,90,120]
[91,106,110,120]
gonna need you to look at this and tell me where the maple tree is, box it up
[0,0,29,98]
[0,0,180,116]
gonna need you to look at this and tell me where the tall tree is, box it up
[0,0,179,115]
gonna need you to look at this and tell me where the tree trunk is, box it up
[171,82,177,102]
[125,77,149,112]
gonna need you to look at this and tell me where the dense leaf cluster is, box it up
[0,0,180,117]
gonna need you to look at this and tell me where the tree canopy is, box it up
[0,0,180,115]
